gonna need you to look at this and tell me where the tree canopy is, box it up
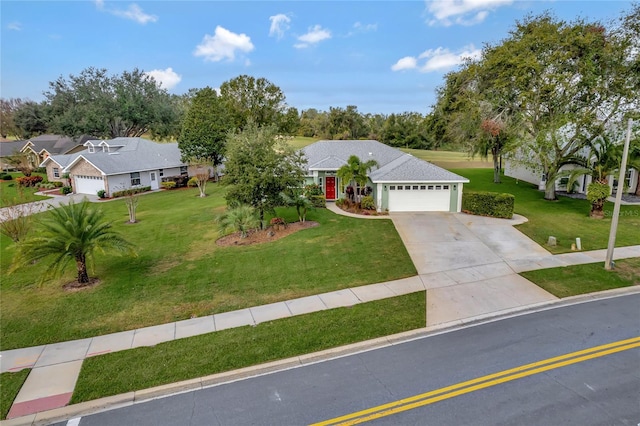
[45,67,178,139]
[178,86,231,165]
[222,123,306,227]
[219,75,286,131]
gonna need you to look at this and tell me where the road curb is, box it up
[3,285,639,426]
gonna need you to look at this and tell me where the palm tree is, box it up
[10,200,135,285]
[337,155,378,203]
[215,205,260,238]
[280,188,313,222]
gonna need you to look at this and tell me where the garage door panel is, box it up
[74,176,105,195]
[388,184,450,212]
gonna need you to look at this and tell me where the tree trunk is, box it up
[590,199,605,219]
[635,173,640,196]
[492,151,501,184]
[76,255,90,284]
[544,184,557,201]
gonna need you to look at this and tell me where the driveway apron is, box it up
[391,212,558,326]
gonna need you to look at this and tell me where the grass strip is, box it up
[0,369,30,420]
[521,258,640,298]
[72,292,425,403]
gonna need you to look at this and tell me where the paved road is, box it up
[53,294,640,426]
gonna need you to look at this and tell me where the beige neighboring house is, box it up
[1,134,90,172]
[41,137,189,196]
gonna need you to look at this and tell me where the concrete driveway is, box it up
[391,212,558,326]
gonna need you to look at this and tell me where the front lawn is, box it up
[0,172,49,207]
[71,291,425,403]
[453,168,640,253]
[0,184,416,349]
[521,258,640,297]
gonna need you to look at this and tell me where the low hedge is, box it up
[310,195,326,208]
[112,186,151,198]
[462,191,514,219]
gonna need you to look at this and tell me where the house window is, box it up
[130,172,141,186]
[412,185,419,190]
[180,166,188,176]
[404,185,411,190]
[390,185,396,190]
[87,145,95,153]
[318,177,323,189]
[53,167,60,178]
[420,185,426,190]
[397,186,403,190]
[443,185,449,190]
[428,185,434,190]
[159,169,164,177]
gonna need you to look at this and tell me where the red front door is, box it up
[325,176,336,200]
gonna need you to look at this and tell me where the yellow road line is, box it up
[311,337,640,426]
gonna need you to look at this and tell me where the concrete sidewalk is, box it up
[0,193,100,223]
[2,203,639,423]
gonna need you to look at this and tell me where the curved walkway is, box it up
[3,203,640,422]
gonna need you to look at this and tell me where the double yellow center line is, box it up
[311,336,640,426]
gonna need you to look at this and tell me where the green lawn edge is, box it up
[71,292,426,403]
[0,369,30,420]
[521,258,640,298]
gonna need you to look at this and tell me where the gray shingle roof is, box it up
[45,137,184,175]
[25,134,92,155]
[0,141,27,157]
[301,140,469,183]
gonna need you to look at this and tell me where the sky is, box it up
[1,0,635,115]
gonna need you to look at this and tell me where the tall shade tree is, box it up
[222,123,306,227]
[13,100,49,138]
[1,98,26,139]
[178,87,231,165]
[10,200,135,286]
[45,67,178,139]
[219,75,286,130]
[481,11,639,200]
[337,155,378,202]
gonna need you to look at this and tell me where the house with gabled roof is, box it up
[41,137,188,196]
[301,140,469,212]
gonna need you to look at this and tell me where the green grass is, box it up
[0,370,30,420]
[71,291,425,403]
[1,184,416,349]
[288,136,319,149]
[452,168,640,253]
[0,173,49,207]
[401,148,492,169]
[521,258,640,297]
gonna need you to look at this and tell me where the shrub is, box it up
[112,186,151,198]
[270,217,286,226]
[97,189,106,199]
[360,195,376,210]
[0,173,12,181]
[462,191,514,219]
[304,184,324,197]
[39,183,57,189]
[61,186,72,195]
[16,176,43,187]
[310,195,326,208]
[187,177,198,187]
[161,181,177,190]
[52,181,63,188]
[216,205,260,238]
[335,198,345,207]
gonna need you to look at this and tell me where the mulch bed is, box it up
[216,221,319,246]
[63,277,101,292]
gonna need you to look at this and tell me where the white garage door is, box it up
[388,184,451,212]
[74,175,105,195]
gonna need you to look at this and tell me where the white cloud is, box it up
[194,26,254,62]
[353,21,378,32]
[269,13,291,39]
[295,25,331,48]
[391,56,418,71]
[145,67,182,90]
[391,45,481,73]
[426,0,512,26]
[7,22,21,31]
[95,0,158,25]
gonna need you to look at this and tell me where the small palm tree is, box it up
[280,189,313,222]
[10,200,135,286]
[216,205,260,238]
[337,155,378,203]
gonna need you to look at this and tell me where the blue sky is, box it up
[1,1,635,115]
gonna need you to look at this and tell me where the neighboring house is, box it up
[504,158,639,195]
[0,134,90,172]
[301,140,469,212]
[41,137,188,196]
